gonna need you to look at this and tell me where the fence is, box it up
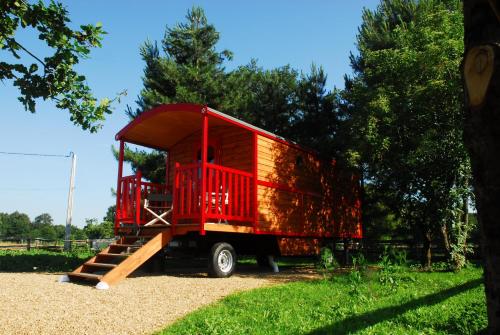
[0,238,115,252]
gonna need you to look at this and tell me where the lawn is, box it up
[159,265,486,335]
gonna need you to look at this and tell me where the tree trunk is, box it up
[422,231,432,269]
[463,1,500,333]
[463,193,470,257]
[441,223,452,260]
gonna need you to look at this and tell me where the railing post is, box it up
[135,170,142,226]
[172,162,180,234]
[200,109,208,235]
[115,141,124,233]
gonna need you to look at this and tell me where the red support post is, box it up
[115,141,125,233]
[253,133,259,232]
[165,150,170,191]
[200,109,208,235]
[135,170,142,226]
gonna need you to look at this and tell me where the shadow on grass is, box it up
[308,278,483,335]
[0,252,93,272]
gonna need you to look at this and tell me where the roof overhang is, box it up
[115,103,310,153]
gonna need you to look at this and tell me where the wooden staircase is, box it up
[63,230,173,289]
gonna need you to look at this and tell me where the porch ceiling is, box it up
[115,104,231,151]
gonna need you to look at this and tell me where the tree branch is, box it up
[8,38,47,69]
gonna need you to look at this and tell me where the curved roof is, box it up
[115,103,308,153]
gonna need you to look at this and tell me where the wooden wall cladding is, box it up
[277,237,320,256]
[169,126,253,183]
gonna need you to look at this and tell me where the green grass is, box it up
[159,266,486,335]
[0,249,95,272]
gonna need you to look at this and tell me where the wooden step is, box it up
[68,272,103,281]
[110,244,142,248]
[84,262,117,269]
[98,252,131,258]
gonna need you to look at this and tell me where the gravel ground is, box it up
[0,266,320,335]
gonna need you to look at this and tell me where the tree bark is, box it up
[463,1,500,333]
[422,230,432,269]
[441,223,452,260]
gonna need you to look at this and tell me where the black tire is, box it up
[208,242,236,278]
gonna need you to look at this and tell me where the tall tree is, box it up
[463,0,500,332]
[123,7,232,181]
[343,0,472,267]
[32,213,57,239]
[1,0,122,132]
[3,211,31,239]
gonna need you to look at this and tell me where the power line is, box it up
[0,151,71,158]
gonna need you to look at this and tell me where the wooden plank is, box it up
[204,223,253,234]
[99,231,173,286]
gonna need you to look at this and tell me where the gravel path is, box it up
[0,266,320,335]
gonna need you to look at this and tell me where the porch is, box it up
[115,162,255,235]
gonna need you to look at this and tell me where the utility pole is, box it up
[64,152,76,251]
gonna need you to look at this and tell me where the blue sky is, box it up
[0,0,379,227]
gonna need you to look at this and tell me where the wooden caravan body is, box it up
[65,103,362,287]
[113,103,361,246]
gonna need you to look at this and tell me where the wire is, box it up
[0,151,71,158]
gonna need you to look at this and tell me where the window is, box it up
[197,145,216,163]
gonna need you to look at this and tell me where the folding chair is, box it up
[143,193,173,226]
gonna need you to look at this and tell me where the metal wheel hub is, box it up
[218,250,233,273]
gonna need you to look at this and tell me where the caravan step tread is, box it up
[84,262,117,269]
[68,272,103,280]
[110,244,142,248]
[99,253,131,257]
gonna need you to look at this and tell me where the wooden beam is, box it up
[98,231,172,287]
[204,223,254,234]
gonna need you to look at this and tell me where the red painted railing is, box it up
[173,162,254,223]
[116,171,169,227]
[116,163,254,230]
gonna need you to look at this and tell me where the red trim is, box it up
[206,163,253,177]
[205,108,316,155]
[199,111,208,235]
[115,103,203,141]
[165,150,170,189]
[114,141,125,234]
[256,180,321,198]
[135,170,142,226]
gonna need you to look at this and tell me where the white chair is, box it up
[143,193,173,226]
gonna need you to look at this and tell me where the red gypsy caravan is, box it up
[64,103,362,289]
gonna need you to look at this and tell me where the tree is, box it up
[122,6,232,180]
[343,0,472,267]
[123,7,341,182]
[463,0,500,332]
[3,211,31,239]
[32,213,57,239]
[0,212,8,237]
[83,218,113,239]
[1,0,122,132]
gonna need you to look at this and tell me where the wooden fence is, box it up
[0,238,115,252]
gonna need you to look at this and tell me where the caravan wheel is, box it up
[208,242,236,278]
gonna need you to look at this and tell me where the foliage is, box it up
[0,210,114,240]
[124,7,341,181]
[0,0,123,132]
[342,0,471,266]
[82,218,113,239]
[159,266,486,335]
[1,211,30,239]
[0,249,93,272]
